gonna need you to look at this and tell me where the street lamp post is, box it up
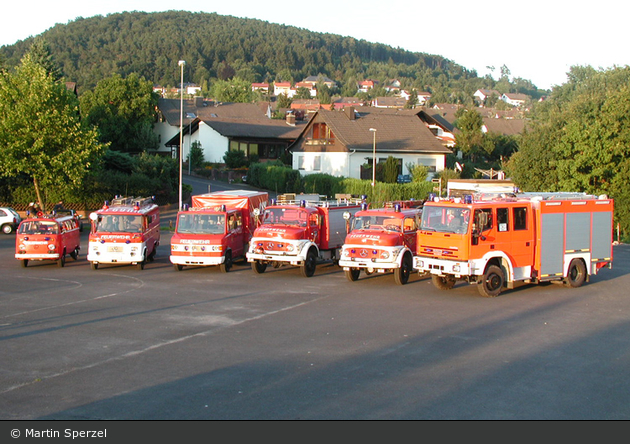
[178,60,186,211]
[369,128,377,187]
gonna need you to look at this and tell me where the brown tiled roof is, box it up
[159,98,304,144]
[293,108,451,154]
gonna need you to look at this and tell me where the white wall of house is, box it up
[153,121,229,163]
[293,152,446,180]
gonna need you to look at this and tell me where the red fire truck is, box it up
[15,213,82,267]
[170,190,268,272]
[413,192,614,297]
[339,200,423,285]
[87,196,160,270]
[246,197,361,277]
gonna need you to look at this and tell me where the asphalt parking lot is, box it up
[1,179,629,420]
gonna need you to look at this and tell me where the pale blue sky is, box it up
[2,0,628,90]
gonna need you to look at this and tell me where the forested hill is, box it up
[0,10,544,99]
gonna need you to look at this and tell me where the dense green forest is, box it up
[0,10,546,100]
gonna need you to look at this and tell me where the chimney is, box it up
[286,111,296,126]
[195,96,203,107]
[344,106,356,120]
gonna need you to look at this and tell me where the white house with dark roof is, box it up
[154,98,304,164]
[289,107,451,179]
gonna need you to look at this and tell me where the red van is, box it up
[15,214,82,267]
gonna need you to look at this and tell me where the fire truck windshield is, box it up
[263,208,308,227]
[352,215,402,232]
[421,206,470,234]
[96,215,144,233]
[176,213,225,234]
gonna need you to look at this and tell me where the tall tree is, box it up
[0,53,106,212]
[505,65,630,234]
[80,73,159,153]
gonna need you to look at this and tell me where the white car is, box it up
[0,207,21,234]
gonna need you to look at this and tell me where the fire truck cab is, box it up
[15,213,82,267]
[414,192,614,297]
[247,198,361,277]
[339,200,423,285]
[170,190,268,272]
[87,196,160,270]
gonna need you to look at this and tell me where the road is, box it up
[1,176,629,420]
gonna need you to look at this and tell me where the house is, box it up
[273,82,292,97]
[372,97,407,108]
[399,90,432,107]
[251,83,270,93]
[301,75,336,89]
[473,89,501,105]
[289,107,452,180]
[154,98,305,164]
[358,80,377,93]
[501,92,529,107]
[290,98,324,114]
[384,79,401,93]
[292,82,317,97]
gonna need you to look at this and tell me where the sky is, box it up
[2,0,628,91]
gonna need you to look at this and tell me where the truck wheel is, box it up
[220,251,233,273]
[70,247,79,260]
[57,253,66,268]
[173,264,183,271]
[394,252,412,285]
[137,260,145,270]
[478,265,504,297]
[432,275,456,290]
[301,248,317,277]
[21,259,28,268]
[91,262,99,270]
[252,260,267,274]
[345,268,360,282]
[565,259,586,288]
[2,223,13,234]
[148,244,157,262]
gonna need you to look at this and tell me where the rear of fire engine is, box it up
[87,196,160,270]
[414,193,614,297]
[246,199,360,277]
[339,201,422,285]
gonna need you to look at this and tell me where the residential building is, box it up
[289,107,451,180]
[154,98,304,164]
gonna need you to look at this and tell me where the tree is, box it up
[0,53,106,212]
[382,156,399,183]
[25,37,63,81]
[210,78,255,103]
[80,73,159,153]
[505,65,630,235]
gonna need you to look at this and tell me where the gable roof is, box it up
[292,107,451,155]
[159,98,304,145]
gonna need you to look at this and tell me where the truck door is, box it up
[403,216,417,251]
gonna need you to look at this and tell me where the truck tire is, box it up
[220,251,233,273]
[91,262,99,270]
[21,259,28,268]
[300,248,317,277]
[252,260,267,274]
[565,259,586,288]
[345,268,360,282]
[173,264,183,271]
[70,247,79,260]
[432,275,456,290]
[57,252,66,268]
[478,265,504,297]
[394,252,412,285]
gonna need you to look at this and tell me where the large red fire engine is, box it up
[15,213,82,267]
[170,190,268,272]
[87,196,160,270]
[339,200,423,285]
[246,196,361,277]
[413,192,614,297]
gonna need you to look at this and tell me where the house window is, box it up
[313,155,321,171]
[310,123,335,144]
[298,155,306,170]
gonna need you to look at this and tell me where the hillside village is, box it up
[153,77,531,180]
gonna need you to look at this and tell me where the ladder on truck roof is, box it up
[110,196,155,208]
